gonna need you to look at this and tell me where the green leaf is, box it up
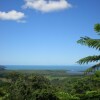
[77,37,100,50]
[94,24,100,34]
[77,55,100,64]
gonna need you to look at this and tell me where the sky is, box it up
[0,0,100,65]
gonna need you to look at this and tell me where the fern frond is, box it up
[94,24,100,34]
[77,55,100,64]
[77,24,100,74]
[77,37,100,50]
[85,63,100,74]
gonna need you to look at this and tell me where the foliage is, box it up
[94,23,100,33]
[0,70,100,100]
[3,73,58,100]
[56,92,79,100]
[72,71,100,99]
[77,23,100,72]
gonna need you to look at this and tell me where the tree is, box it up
[72,71,100,100]
[77,23,100,73]
[6,73,58,100]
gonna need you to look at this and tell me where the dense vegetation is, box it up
[0,70,100,100]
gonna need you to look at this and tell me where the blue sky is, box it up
[0,0,100,65]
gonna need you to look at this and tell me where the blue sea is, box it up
[4,65,90,73]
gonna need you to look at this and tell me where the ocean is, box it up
[5,65,90,72]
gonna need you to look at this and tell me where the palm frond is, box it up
[77,37,100,50]
[77,55,100,64]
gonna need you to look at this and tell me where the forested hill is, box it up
[0,65,6,71]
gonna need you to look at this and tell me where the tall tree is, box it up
[77,24,100,73]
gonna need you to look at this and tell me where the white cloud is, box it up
[23,0,72,12]
[0,10,25,22]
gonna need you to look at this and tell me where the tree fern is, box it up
[77,24,100,73]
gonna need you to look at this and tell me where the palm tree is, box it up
[77,24,100,73]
